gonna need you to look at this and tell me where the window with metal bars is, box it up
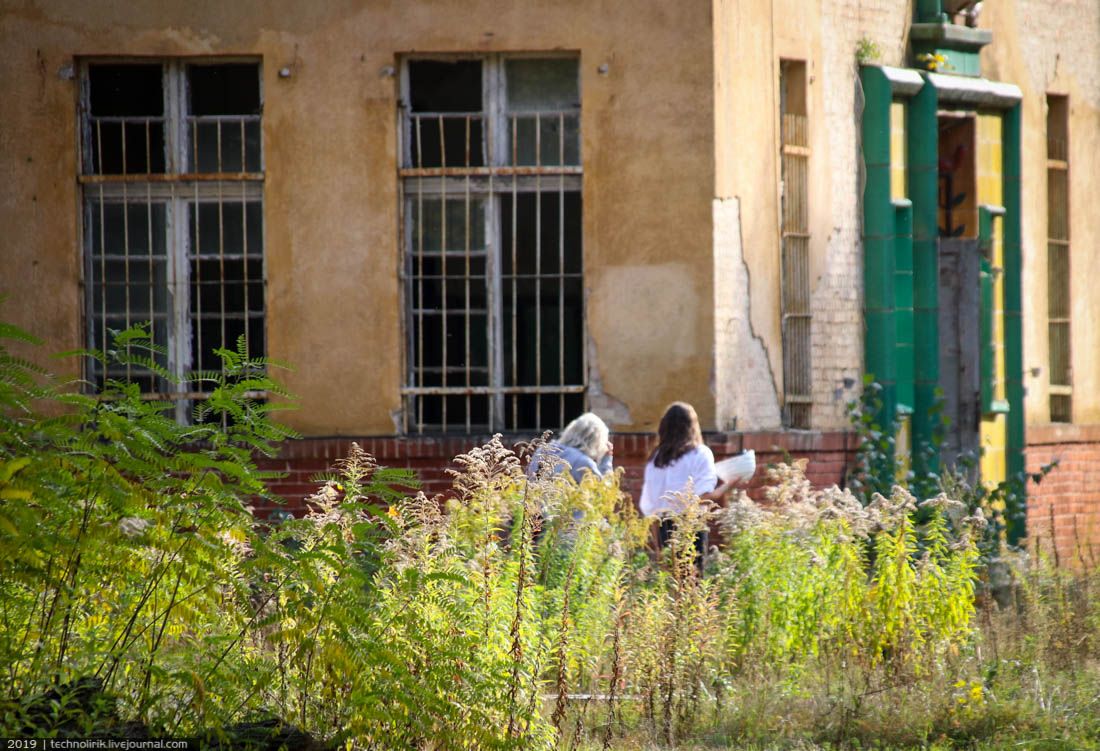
[79,61,264,422]
[400,56,584,434]
[779,60,811,429]
[1046,94,1071,422]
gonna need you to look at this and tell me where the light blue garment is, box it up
[528,441,613,483]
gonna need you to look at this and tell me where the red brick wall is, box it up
[1026,424,1100,569]
[256,431,858,517]
[255,428,1100,569]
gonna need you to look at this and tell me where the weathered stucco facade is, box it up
[1,0,716,435]
[3,0,1100,556]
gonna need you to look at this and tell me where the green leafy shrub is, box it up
[5,322,1096,750]
[0,323,303,736]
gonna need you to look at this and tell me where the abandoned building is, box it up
[2,0,1099,562]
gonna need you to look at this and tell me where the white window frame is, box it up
[78,58,265,422]
[398,53,585,434]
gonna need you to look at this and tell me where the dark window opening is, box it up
[502,191,584,429]
[407,60,484,168]
[409,60,482,112]
[401,56,583,434]
[186,64,262,173]
[187,200,264,390]
[937,116,976,239]
[81,60,265,422]
[90,64,163,117]
[88,64,166,174]
[189,64,261,115]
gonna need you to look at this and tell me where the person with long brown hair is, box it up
[640,402,735,554]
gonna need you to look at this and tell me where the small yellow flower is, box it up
[917,52,950,72]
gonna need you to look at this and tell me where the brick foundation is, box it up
[255,428,1100,569]
[1026,424,1100,569]
[257,431,859,517]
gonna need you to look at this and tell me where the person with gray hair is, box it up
[528,412,614,482]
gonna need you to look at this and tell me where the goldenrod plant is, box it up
[2,320,1099,749]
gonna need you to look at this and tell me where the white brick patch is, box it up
[713,196,783,431]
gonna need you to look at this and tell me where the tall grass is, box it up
[2,322,1099,749]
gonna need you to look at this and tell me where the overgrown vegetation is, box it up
[1,324,1098,750]
[844,375,1056,555]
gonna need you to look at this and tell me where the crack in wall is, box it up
[713,196,782,430]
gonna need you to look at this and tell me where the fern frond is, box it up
[0,321,43,346]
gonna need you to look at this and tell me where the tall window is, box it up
[1046,94,1071,422]
[779,60,811,428]
[400,56,583,433]
[80,61,264,420]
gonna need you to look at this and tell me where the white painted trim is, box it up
[927,73,1022,108]
[880,65,925,97]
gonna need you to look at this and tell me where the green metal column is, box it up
[1003,103,1026,543]
[860,66,898,428]
[908,78,940,468]
[915,0,946,22]
[894,200,915,413]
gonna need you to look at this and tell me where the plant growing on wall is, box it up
[856,36,882,65]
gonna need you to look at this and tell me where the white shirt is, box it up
[639,444,718,517]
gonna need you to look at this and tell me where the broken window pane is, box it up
[189,64,261,115]
[407,60,484,167]
[88,64,166,174]
[187,64,262,172]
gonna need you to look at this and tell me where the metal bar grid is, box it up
[400,56,583,434]
[80,61,264,422]
[87,116,166,176]
[780,103,812,429]
[1046,95,1071,421]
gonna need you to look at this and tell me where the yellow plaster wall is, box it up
[0,0,716,435]
[981,0,1100,427]
[713,0,847,430]
[890,101,908,200]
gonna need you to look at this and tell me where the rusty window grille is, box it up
[399,56,583,434]
[79,61,264,423]
[779,60,812,429]
[1046,94,1071,422]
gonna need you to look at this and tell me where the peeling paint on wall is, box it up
[588,262,704,428]
[585,336,632,426]
[712,196,782,431]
